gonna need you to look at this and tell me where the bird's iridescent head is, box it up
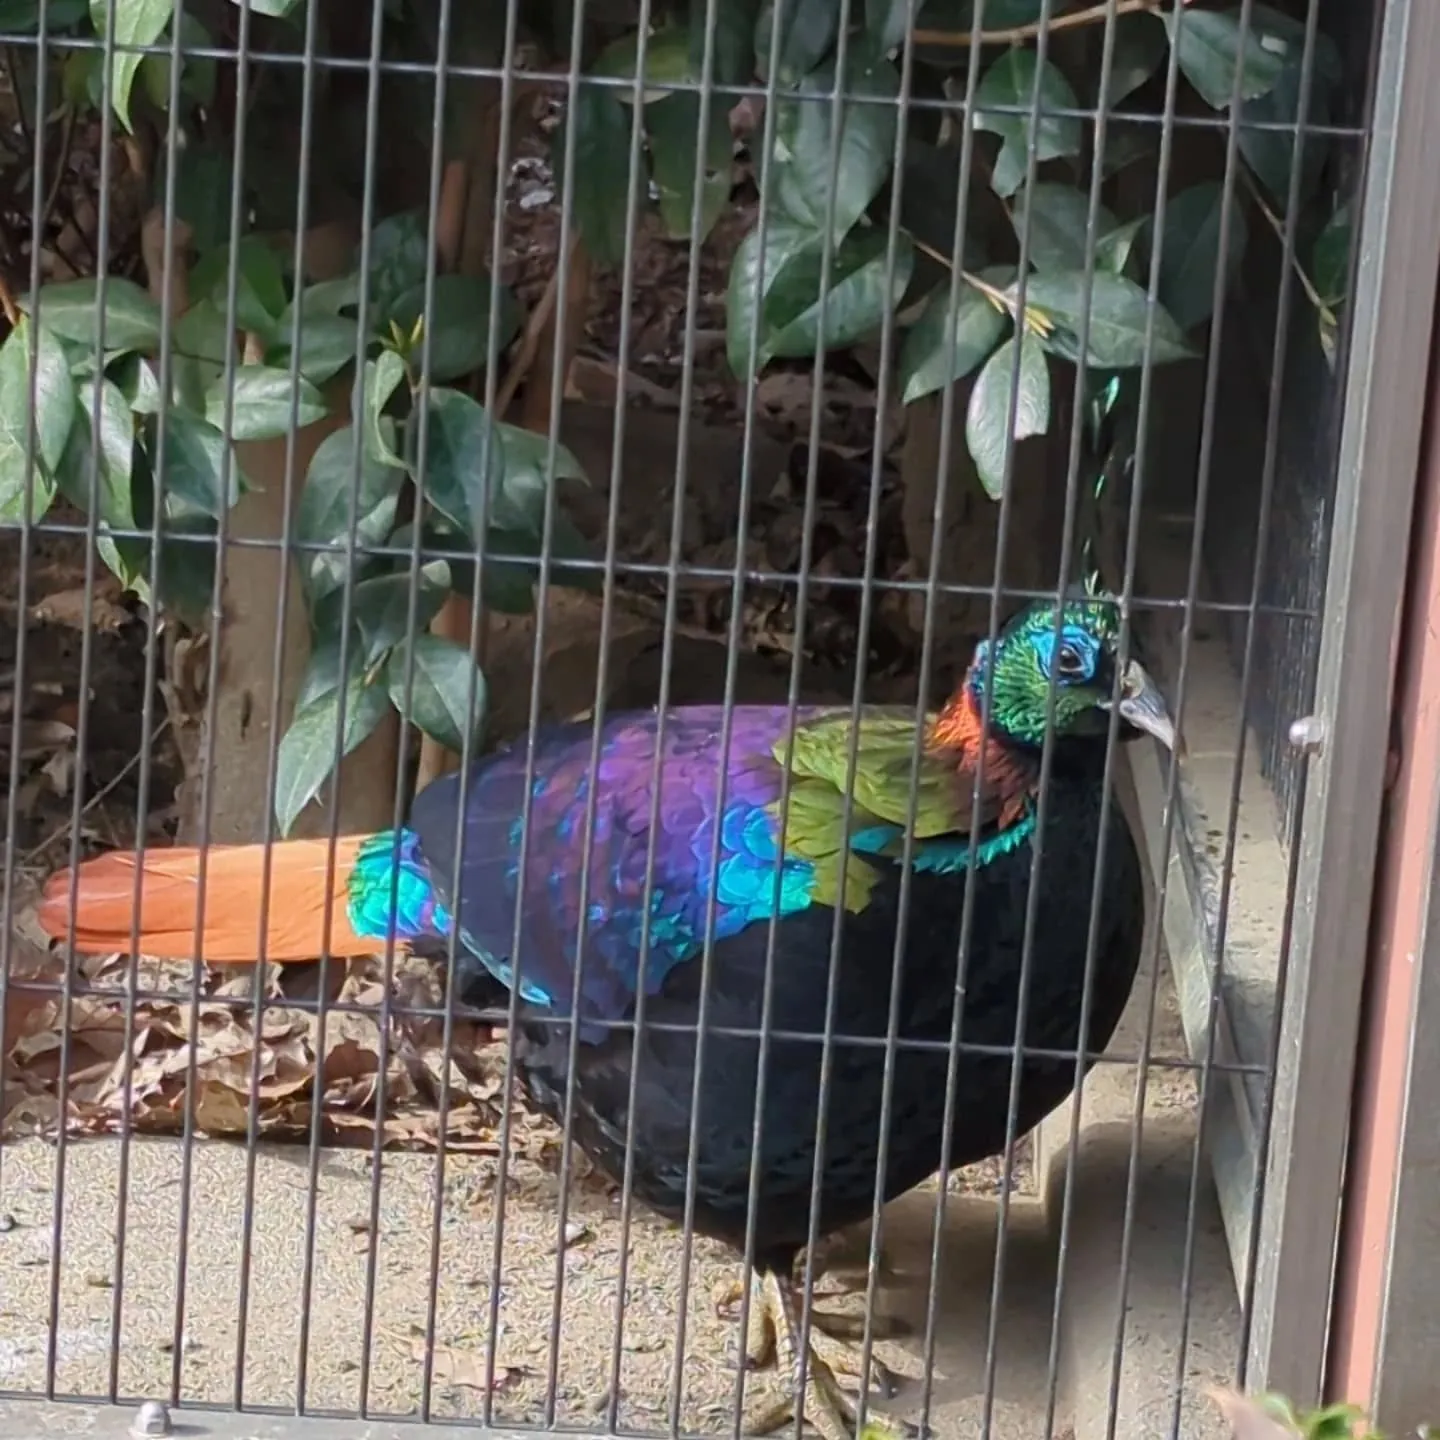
[962,590,1176,752]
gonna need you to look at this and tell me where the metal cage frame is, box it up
[1,0,1438,1435]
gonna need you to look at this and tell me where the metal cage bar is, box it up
[0,0,1411,1437]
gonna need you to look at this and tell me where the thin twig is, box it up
[40,105,76,243]
[912,235,1056,335]
[0,273,18,329]
[492,232,580,420]
[913,0,1173,49]
[1235,160,1333,318]
[22,716,174,864]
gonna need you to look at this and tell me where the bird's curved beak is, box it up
[1105,658,1179,753]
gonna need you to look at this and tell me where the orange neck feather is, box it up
[927,682,1037,826]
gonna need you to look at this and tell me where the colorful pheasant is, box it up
[36,591,1174,1440]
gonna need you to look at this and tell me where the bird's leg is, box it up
[741,1268,910,1440]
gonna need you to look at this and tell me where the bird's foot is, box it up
[740,1269,915,1440]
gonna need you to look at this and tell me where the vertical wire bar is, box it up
[908,10,999,1437]
[1235,766,1310,1386]
[487,1,591,1424]
[970,0,1136,1422]
[1100,10,1192,1432]
[168,0,261,1398]
[714,7,872,1435]
[105,0,191,1406]
[45,0,122,1397]
[399,0,473,1422]
[1167,2,1326,1422]
[233,0,325,1404]
[666,4,863,1431]
[593,2,680,1427]
[0,0,50,1315]
[819,13,925,1435]
[723,1,818,1431]
[466,2,543,1423]
[293,0,390,1409]
[456,3,534,1422]
[1106,3,1272,1433]
[359,0,461,1419]
[357,0,463,1412]
[1028,5,1138,1434]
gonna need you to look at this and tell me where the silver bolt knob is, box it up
[130,1400,172,1437]
[1288,715,1325,754]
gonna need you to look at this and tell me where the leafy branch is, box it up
[912,0,1189,51]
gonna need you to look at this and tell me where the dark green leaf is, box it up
[223,0,301,13]
[919,0,1051,28]
[1165,7,1288,109]
[727,221,914,378]
[157,410,239,516]
[296,424,405,605]
[56,378,135,524]
[170,301,232,414]
[591,25,692,101]
[0,0,88,31]
[205,365,328,441]
[1096,124,1156,179]
[1312,201,1351,309]
[0,318,74,523]
[344,561,451,668]
[389,273,522,383]
[1236,21,1342,212]
[1155,180,1248,331]
[386,633,487,754]
[1098,13,1168,110]
[1011,183,1119,274]
[556,82,634,269]
[273,674,391,836]
[167,141,234,255]
[865,0,912,51]
[294,624,364,713]
[363,351,407,468]
[973,50,1083,198]
[151,513,218,626]
[1015,271,1195,368]
[1096,215,1148,275]
[421,387,504,538]
[111,352,164,415]
[899,283,1008,404]
[297,275,361,316]
[363,211,429,328]
[190,237,288,340]
[726,220,813,377]
[966,333,1050,499]
[696,0,760,88]
[91,0,172,131]
[763,229,915,364]
[485,419,589,542]
[754,0,838,84]
[647,90,734,245]
[25,276,163,356]
[273,316,363,388]
[138,10,216,111]
[773,47,899,242]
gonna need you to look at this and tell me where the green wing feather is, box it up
[770,709,1006,913]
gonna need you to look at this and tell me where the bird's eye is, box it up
[1056,642,1087,677]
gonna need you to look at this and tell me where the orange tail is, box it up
[34,836,385,962]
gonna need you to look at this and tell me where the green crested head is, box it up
[962,588,1176,753]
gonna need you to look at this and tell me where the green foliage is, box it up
[270,212,591,835]
[561,0,1351,502]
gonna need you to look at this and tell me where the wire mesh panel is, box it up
[0,1,1409,1439]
